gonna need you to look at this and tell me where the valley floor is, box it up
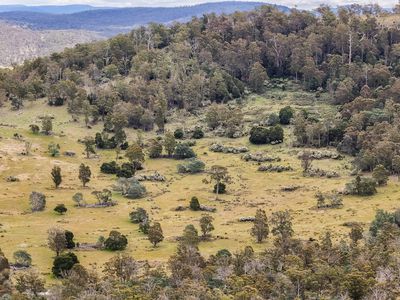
[0,91,399,281]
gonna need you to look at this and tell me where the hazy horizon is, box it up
[0,0,397,10]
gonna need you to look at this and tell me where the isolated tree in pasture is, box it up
[164,131,176,157]
[204,165,231,200]
[92,189,113,205]
[29,192,46,212]
[199,215,214,237]
[148,222,164,247]
[51,165,62,188]
[24,141,32,156]
[251,209,269,243]
[82,136,96,158]
[104,231,128,251]
[47,227,66,256]
[148,138,163,158]
[300,151,313,175]
[125,142,145,173]
[48,143,60,157]
[72,193,84,207]
[41,116,53,135]
[78,164,91,187]
[271,210,294,242]
[129,208,149,224]
[52,252,79,277]
[182,224,200,246]
[189,196,201,211]
[174,143,196,159]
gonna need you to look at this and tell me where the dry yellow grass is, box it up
[0,94,399,282]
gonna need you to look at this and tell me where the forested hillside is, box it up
[1,3,400,299]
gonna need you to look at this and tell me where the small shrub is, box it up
[104,231,128,251]
[52,252,79,277]
[54,204,67,215]
[115,178,146,199]
[190,197,201,211]
[345,176,377,196]
[249,125,283,145]
[192,127,204,139]
[174,143,196,159]
[100,161,119,174]
[65,230,75,249]
[13,250,32,268]
[29,124,40,134]
[174,128,184,139]
[279,106,294,125]
[129,208,149,224]
[177,158,205,174]
[48,143,60,157]
[116,163,135,178]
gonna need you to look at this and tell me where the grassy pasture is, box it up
[0,90,399,282]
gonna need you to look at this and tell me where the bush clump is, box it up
[279,106,294,125]
[249,125,284,145]
[52,252,79,277]
[177,158,205,174]
[104,231,128,251]
[174,143,196,159]
[174,128,184,139]
[192,127,204,139]
[114,178,146,199]
[190,197,201,211]
[100,161,119,174]
[345,176,377,196]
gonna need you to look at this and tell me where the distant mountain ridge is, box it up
[0,5,112,14]
[0,2,290,35]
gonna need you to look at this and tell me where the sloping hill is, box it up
[0,22,101,67]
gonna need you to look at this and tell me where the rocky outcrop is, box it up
[209,143,249,154]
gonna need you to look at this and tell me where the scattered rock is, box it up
[63,151,76,157]
[242,152,281,162]
[258,164,293,172]
[281,185,301,192]
[209,143,249,154]
[136,172,166,182]
[305,168,340,178]
[297,150,343,160]
[5,176,19,182]
[200,205,216,212]
[239,216,255,222]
